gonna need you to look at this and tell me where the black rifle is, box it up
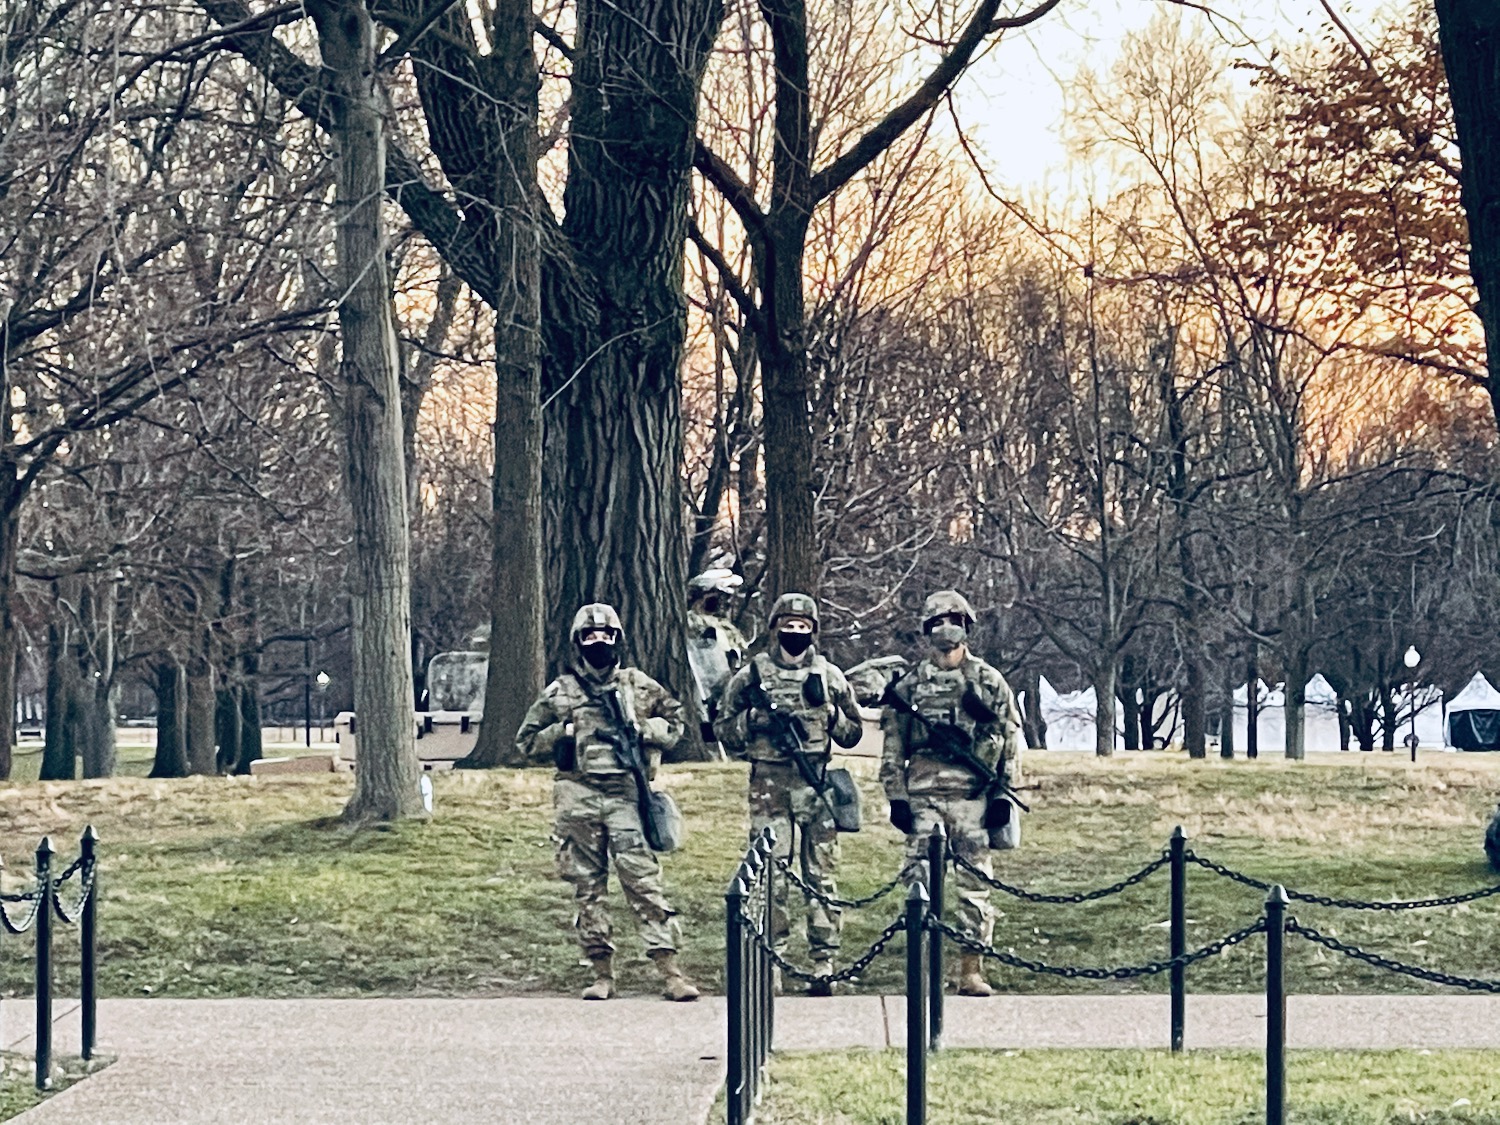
[881,680,1030,815]
[599,688,671,852]
[746,670,861,832]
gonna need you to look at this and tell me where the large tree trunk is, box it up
[461,1,544,770]
[186,636,217,774]
[1119,654,1141,751]
[1016,665,1047,750]
[1284,650,1308,761]
[215,686,242,773]
[0,510,19,779]
[150,661,189,778]
[307,0,422,822]
[1093,662,1117,757]
[1218,660,1235,759]
[1379,682,1397,752]
[235,672,262,774]
[760,230,818,597]
[760,0,817,597]
[1435,0,1500,428]
[543,0,722,760]
[40,610,74,781]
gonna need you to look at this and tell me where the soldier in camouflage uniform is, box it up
[686,569,750,742]
[715,593,865,994]
[515,603,699,1002]
[880,590,1025,996]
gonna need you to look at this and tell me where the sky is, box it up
[952,0,1399,196]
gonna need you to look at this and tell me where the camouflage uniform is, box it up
[515,635,686,962]
[881,632,1024,947]
[715,594,864,964]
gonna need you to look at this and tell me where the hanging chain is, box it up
[1285,918,1500,992]
[949,850,1170,904]
[51,861,96,924]
[929,915,1267,980]
[1187,853,1500,911]
[740,908,907,984]
[773,856,917,909]
[0,889,42,935]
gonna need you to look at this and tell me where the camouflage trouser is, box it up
[553,777,680,958]
[904,793,993,944]
[749,761,841,961]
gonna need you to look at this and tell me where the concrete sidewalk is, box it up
[13,994,1500,1124]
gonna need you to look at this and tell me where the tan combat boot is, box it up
[581,955,614,1000]
[957,954,993,997]
[650,950,701,1002]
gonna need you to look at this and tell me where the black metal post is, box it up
[304,638,313,748]
[34,836,53,1091]
[80,826,98,1060]
[906,881,928,1125]
[1169,826,1187,1053]
[1265,886,1288,1125]
[755,828,777,1082]
[746,847,765,1109]
[926,823,946,1051]
[725,869,748,1125]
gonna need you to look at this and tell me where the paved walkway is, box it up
[12,994,1500,1124]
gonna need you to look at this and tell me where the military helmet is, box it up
[769,591,819,631]
[688,568,743,603]
[921,590,975,629]
[570,602,623,644]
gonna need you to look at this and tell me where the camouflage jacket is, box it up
[714,651,864,764]
[514,665,684,788]
[880,653,1024,800]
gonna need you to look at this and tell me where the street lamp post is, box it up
[316,671,331,741]
[1403,646,1421,763]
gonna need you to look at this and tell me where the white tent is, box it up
[1445,673,1500,750]
[1038,675,1100,751]
[1303,674,1342,753]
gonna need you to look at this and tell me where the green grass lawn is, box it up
[742,1048,1500,1124]
[6,744,156,783]
[2,751,1499,1000]
[0,1056,40,1122]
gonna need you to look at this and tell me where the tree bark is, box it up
[40,609,74,781]
[1094,662,1117,757]
[1284,652,1308,761]
[0,509,20,779]
[215,686,241,773]
[1435,0,1500,428]
[150,661,190,778]
[459,0,544,769]
[236,672,262,774]
[1016,665,1047,750]
[1119,654,1141,752]
[543,0,722,759]
[306,0,422,821]
[186,635,217,774]
[1218,660,1235,759]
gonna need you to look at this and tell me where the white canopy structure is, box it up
[1445,673,1500,751]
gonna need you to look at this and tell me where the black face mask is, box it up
[778,630,813,657]
[580,641,618,670]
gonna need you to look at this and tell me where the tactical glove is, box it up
[888,799,914,835]
[747,708,775,735]
[802,672,827,707]
[551,733,577,772]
